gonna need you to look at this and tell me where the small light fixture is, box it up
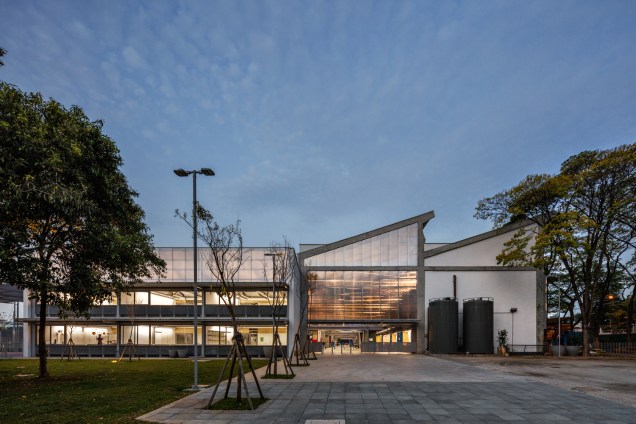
[200,168,215,176]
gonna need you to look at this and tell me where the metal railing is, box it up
[46,343,279,358]
[361,341,416,353]
[37,304,286,319]
[596,342,636,355]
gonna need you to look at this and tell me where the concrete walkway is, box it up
[138,354,636,423]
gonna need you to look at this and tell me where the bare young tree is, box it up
[263,238,296,376]
[119,292,141,362]
[177,205,264,408]
[60,322,79,361]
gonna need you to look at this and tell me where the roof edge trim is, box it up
[423,219,536,258]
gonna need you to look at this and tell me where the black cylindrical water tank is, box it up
[428,297,458,354]
[463,297,494,354]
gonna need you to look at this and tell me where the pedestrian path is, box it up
[138,354,636,423]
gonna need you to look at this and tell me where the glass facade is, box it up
[44,325,117,345]
[40,324,280,346]
[151,248,285,283]
[303,224,418,267]
[302,223,421,325]
[310,271,416,321]
[25,246,299,357]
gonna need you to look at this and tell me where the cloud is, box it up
[2,1,635,247]
[122,46,147,69]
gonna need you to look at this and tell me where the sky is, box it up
[1,0,636,252]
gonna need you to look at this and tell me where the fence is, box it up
[597,342,636,355]
[0,341,23,358]
[509,342,636,356]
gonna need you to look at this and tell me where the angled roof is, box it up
[299,211,435,260]
[423,219,535,258]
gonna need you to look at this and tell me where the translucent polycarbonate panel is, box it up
[303,224,419,267]
[309,271,417,321]
[145,247,296,284]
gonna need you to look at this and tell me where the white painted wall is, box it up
[423,222,542,351]
[424,270,539,348]
[425,224,539,267]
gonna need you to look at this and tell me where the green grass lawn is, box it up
[0,358,267,424]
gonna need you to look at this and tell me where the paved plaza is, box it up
[138,354,636,423]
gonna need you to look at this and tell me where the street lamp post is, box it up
[174,167,215,391]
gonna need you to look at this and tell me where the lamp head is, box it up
[200,168,215,176]
[173,169,190,177]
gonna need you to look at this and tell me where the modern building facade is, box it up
[299,212,545,354]
[14,211,544,357]
[20,247,300,358]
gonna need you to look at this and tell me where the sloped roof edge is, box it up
[299,211,435,260]
[423,219,536,258]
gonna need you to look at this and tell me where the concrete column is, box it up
[416,221,427,354]
[536,271,546,346]
[201,324,206,357]
[201,289,206,317]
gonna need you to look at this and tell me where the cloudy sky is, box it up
[1,0,635,249]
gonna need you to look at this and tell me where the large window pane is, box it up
[309,271,417,321]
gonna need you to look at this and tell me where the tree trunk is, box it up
[627,289,635,345]
[582,324,589,356]
[38,289,49,378]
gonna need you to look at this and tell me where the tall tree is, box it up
[475,143,636,355]
[0,47,6,67]
[0,83,165,377]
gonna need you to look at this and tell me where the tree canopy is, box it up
[0,82,165,376]
[475,143,636,355]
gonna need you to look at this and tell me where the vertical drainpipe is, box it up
[416,220,426,354]
[453,275,457,299]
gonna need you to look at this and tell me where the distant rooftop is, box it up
[0,284,22,303]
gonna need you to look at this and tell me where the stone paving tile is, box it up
[138,357,636,424]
